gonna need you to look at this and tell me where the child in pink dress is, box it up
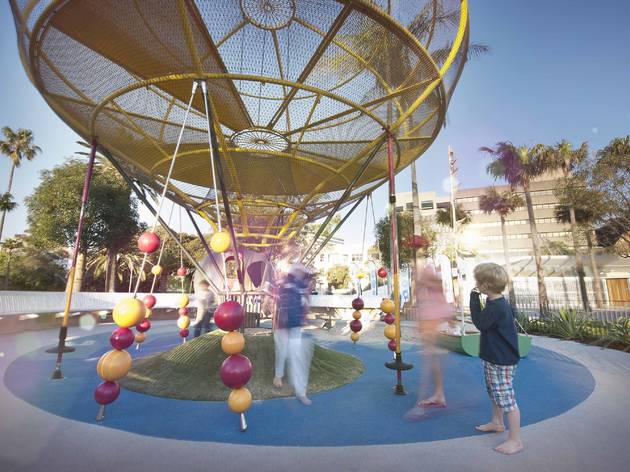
[405,263,453,419]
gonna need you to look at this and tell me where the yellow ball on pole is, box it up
[96,349,132,381]
[210,230,231,253]
[112,298,146,328]
[177,315,190,330]
[177,294,190,308]
[384,324,397,340]
[380,299,395,314]
[350,332,360,343]
[221,331,245,355]
[151,265,162,276]
[228,387,252,413]
[352,310,362,320]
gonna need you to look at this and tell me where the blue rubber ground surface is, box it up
[3,329,594,446]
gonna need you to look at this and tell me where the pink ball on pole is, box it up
[388,339,397,351]
[143,294,156,309]
[383,313,395,325]
[177,266,187,277]
[377,267,388,278]
[94,381,120,405]
[351,298,364,310]
[350,319,362,333]
[137,231,160,254]
[214,301,245,332]
[179,328,189,338]
[136,319,151,333]
[109,327,134,350]
[220,354,252,389]
[178,307,189,316]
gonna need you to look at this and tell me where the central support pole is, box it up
[383,132,412,393]
[49,137,97,379]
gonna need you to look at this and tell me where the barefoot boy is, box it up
[470,263,523,455]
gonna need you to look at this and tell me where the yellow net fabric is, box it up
[11,0,469,247]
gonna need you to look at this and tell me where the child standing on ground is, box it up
[470,263,523,455]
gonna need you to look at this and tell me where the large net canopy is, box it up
[11,0,469,249]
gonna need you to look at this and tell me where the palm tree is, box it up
[544,140,592,311]
[0,193,18,214]
[478,187,523,306]
[2,237,23,289]
[435,203,471,227]
[0,127,41,241]
[481,142,551,315]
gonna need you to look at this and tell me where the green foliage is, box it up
[0,126,41,167]
[479,187,523,217]
[0,236,66,290]
[327,264,350,289]
[0,192,18,212]
[435,203,471,227]
[375,212,412,268]
[26,158,140,254]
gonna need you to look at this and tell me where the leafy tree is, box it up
[0,192,18,214]
[327,264,350,289]
[479,187,523,306]
[0,235,66,290]
[25,158,140,292]
[546,140,591,311]
[1,237,22,289]
[482,142,551,315]
[375,212,436,269]
[435,203,471,227]
[0,127,41,241]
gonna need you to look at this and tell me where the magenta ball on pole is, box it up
[214,301,245,332]
[388,339,397,351]
[110,327,135,350]
[350,319,362,333]
[178,307,189,316]
[377,267,388,278]
[351,297,364,310]
[143,294,156,309]
[137,231,160,254]
[179,328,189,338]
[220,354,252,389]
[94,381,120,405]
[136,319,151,333]
[384,313,395,325]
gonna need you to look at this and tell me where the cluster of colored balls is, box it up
[216,301,252,415]
[176,293,190,338]
[95,297,147,407]
[350,297,364,343]
[380,298,397,351]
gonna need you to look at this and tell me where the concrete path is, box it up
[1,323,629,472]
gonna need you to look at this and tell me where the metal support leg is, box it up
[49,138,97,379]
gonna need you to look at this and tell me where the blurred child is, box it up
[193,279,216,337]
[405,263,452,420]
[470,262,523,455]
[273,263,314,405]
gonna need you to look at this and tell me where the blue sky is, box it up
[1,0,629,248]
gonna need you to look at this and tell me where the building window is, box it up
[405,202,414,211]
[352,254,362,262]
[395,206,404,213]
[421,200,434,210]
[436,202,450,210]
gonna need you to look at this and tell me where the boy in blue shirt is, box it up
[470,263,523,455]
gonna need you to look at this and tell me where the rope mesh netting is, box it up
[12,0,469,247]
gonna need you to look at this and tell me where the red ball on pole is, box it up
[178,307,189,316]
[350,319,362,333]
[109,327,134,350]
[179,328,189,338]
[143,294,156,309]
[137,231,160,254]
[177,266,187,277]
[94,381,120,405]
[383,313,395,325]
[220,354,252,389]
[377,267,388,278]
[351,298,364,310]
[214,301,245,332]
[136,319,151,333]
[388,339,397,351]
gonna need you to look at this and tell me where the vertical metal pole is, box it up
[50,137,97,379]
[448,145,465,329]
[383,132,412,393]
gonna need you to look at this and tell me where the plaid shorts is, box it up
[483,360,518,412]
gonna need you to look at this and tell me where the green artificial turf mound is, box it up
[121,332,364,400]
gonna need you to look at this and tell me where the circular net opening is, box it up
[240,0,295,31]
[231,127,290,153]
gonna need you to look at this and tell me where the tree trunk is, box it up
[410,161,422,307]
[586,230,604,308]
[73,252,85,292]
[0,162,17,242]
[105,248,117,292]
[523,182,549,316]
[500,215,516,307]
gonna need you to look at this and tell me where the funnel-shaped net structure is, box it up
[11,0,469,248]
